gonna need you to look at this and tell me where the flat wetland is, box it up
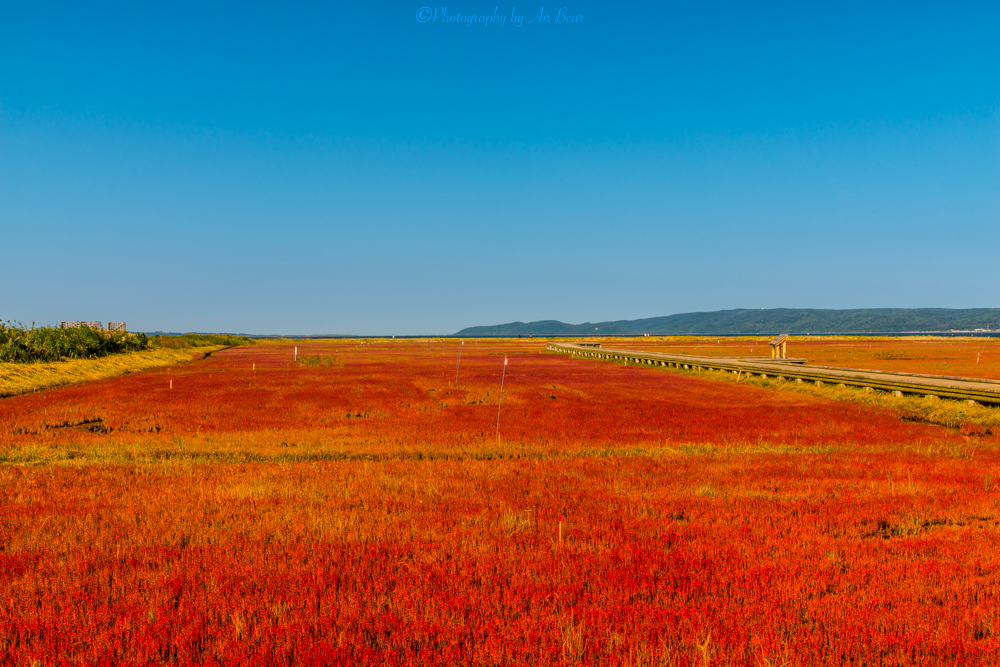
[3,337,1000,665]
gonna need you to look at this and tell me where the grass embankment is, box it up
[0,329,255,397]
[0,347,227,398]
[149,333,255,350]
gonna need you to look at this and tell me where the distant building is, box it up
[61,321,102,329]
[61,321,125,331]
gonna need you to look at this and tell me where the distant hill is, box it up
[454,308,1000,337]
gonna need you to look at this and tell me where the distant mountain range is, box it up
[453,308,1000,337]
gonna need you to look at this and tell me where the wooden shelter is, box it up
[769,334,789,360]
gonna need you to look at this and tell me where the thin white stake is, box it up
[454,340,464,386]
[294,346,298,361]
[496,356,508,443]
[977,337,990,363]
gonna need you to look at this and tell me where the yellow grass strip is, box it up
[0,346,226,398]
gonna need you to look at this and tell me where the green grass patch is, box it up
[298,354,343,367]
[151,333,255,349]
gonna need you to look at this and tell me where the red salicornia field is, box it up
[3,339,1000,666]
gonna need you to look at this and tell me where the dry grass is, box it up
[0,346,227,397]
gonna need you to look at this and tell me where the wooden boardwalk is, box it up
[547,342,1000,406]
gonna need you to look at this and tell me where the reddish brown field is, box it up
[3,339,1000,665]
[610,336,1000,380]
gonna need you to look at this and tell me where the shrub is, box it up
[0,322,151,363]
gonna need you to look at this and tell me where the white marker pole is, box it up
[495,356,508,443]
[294,346,298,361]
[454,340,464,386]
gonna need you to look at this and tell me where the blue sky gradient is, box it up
[2,1,998,334]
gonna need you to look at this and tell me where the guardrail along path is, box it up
[547,342,1000,406]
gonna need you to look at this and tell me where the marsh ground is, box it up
[3,339,1000,665]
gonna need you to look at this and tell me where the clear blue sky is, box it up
[2,1,997,334]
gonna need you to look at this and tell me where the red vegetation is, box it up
[0,339,976,454]
[2,339,1000,665]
